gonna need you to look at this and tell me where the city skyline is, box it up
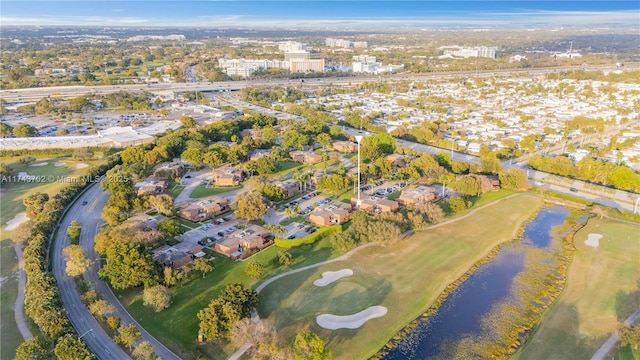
[1,1,639,28]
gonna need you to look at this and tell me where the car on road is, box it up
[82,201,88,205]
[185,175,192,179]
[570,187,579,192]
[287,235,296,239]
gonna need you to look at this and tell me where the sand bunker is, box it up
[313,269,353,287]
[54,162,65,167]
[317,306,387,330]
[75,163,88,169]
[584,233,602,248]
[5,213,29,231]
[30,162,48,167]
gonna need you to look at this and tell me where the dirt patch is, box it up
[313,269,353,287]
[584,233,602,248]
[75,163,88,169]
[54,162,65,167]
[30,162,48,167]
[317,306,388,330]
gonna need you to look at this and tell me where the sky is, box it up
[1,1,639,28]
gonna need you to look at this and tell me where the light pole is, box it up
[79,328,93,339]
[355,135,363,208]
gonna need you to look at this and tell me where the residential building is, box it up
[398,186,437,206]
[153,160,186,179]
[134,177,167,196]
[278,41,307,52]
[332,140,358,153]
[290,150,323,165]
[284,51,310,61]
[177,196,229,222]
[212,166,244,187]
[214,225,272,258]
[353,197,399,214]
[386,154,408,168]
[153,243,203,269]
[275,179,301,198]
[308,202,353,226]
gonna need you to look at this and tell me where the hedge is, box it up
[274,224,341,248]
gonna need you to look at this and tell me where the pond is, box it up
[382,205,569,360]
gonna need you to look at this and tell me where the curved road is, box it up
[53,183,180,360]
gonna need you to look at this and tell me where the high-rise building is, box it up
[278,41,307,52]
[289,58,325,73]
[284,51,311,61]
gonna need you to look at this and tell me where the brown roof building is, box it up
[308,202,353,226]
[353,197,399,214]
[386,154,409,168]
[214,225,272,258]
[290,150,323,165]
[212,166,244,187]
[153,160,187,179]
[134,177,167,196]
[275,179,301,198]
[177,196,229,222]
[332,141,358,153]
[153,243,204,269]
[398,186,437,206]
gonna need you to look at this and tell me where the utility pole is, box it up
[355,135,363,208]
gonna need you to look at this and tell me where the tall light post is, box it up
[355,135,363,208]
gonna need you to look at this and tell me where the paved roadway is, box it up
[1,64,636,103]
[53,183,181,360]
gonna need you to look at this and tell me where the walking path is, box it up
[13,243,33,341]
[591,309,640,360]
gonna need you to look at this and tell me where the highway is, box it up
[53,183,181,360]
[1,63,635,103]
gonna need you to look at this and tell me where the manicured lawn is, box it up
[276,160,302,173]
[515,217,640,360]
[171,216,200,230]
[190,185,241,199]
[168,184,185,199]
[280,215,305,226]
[119,237,341,359]
[0,157,104,224]
[0,238,22,360]
[258,193,544,359]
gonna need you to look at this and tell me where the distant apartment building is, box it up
[443,46,497,59]
[332,140,358,153]
[290,150,323,165]
[218,58,288,78]
[352,55,404,74]
[353,197,399,214]
[326,38,367,48]
[289,58,325,73]
[278,41,307,52]
[284,51,310,61]
[398,186,437,206]
[134,177,167,196]
[214,225,272,259]
[274,179,301,198]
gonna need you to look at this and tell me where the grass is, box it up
[0,238,23,360]
[190,185,241,199]
[276,161,303,173]
[279,215,305,226]
[258,193,545,359]
[0,156,104,224]
[119,237,341,359]
[171,217,200,230]
[168,185,186,199]
[515,217,640,360]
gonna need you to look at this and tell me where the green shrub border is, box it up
[274,225,341,248]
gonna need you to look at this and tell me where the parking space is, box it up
[283,222,318,239]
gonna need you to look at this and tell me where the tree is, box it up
[148,194,173,216]
[197,283,259,341]
[292,331,331,360]
[453,176,483,196]
[132,341,159,360]
[276,250,293,267]
[23,192,49,218]
[53,334,94,360]
[316,133,331,148]
[256,156,277,175]
[10,220,35,244]
[0,122,14,137]
[88,299,116,318]
[73,147,95,161]
[618,324,640,350]
[98,242,159,290]
[63,244,93,277]
[231,318,289,360]
[415,202,445,224]
[13,123,39,137]
[281,129,309,150]
[194,257,214,278]
[67,220,82,243]
[260,183,287,202]
[234,192,268,220]
[157,218,183,238]
[115,323,141,351]
[361,133,396,159]
[498,168,529,190]
[446,196,468,214]
[15,337,51,360]
[180,115,196,128]
[245,260,266,279]
[143,285,172,312]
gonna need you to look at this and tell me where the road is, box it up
[53,183,181,360]
[1,64,636,103]
[591,309,640,360]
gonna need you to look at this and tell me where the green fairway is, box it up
[0,238,22,360]
[516,217,640,360]
[0,157,104,225]
[258,193,544,359]
[190,185,241,199]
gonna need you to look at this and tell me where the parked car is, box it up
[570,187,578,192]
[287,235,296,239]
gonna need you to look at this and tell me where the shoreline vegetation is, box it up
[372,204,588,359]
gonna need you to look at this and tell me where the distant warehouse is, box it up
[0,121,181,150]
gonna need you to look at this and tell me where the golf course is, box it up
[516,216,640,360]
[258,193,545,359]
